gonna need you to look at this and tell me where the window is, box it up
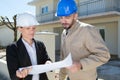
[42,6,48,14]
[99,29,105,41]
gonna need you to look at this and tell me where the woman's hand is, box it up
[16,67,31,78]
[45,60,52,64]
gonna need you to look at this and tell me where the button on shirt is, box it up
[22,39,39,80]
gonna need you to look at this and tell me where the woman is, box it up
[6,13,51,80]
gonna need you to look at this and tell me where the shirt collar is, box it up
[22,38,35,48]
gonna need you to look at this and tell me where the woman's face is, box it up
[18,26,36,40]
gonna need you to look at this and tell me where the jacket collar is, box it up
[66,20,80,36]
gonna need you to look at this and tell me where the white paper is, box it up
[19,53,72,74]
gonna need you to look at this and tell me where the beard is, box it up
[62,23,70,29]
[62,20,75,30]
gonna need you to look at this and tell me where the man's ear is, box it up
[74,13,78,20]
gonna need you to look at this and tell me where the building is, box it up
[0,0,120,80]
[28,0,120,58]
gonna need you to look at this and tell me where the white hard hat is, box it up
[16,13,39,27]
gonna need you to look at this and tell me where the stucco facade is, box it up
[28,0,120,58]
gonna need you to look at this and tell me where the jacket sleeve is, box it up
[80,27,110,71]
[6,44,20,80]
[37,41,51,63]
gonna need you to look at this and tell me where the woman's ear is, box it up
[17,27,22,32]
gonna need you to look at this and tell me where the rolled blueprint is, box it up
[19,53,72,74]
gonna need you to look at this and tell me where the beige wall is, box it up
[36,22,61,32]
[94,22,118,55]
[34,15,119,57]
[36,22,63,51]
[117,18,120,58]
[104,22,118,55]
[34,32,58,61]
[54,27,63,51]
[35,0,54,22]
[80,15,120,56]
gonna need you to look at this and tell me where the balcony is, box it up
[37,0,120,23]
[78,0,120,16]
[37,10,59,23]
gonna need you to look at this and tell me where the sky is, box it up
[0,0,35,21]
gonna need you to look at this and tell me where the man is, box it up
[6,13,51,80]
[55,0,110,80]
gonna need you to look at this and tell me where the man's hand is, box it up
[66,62,82,73]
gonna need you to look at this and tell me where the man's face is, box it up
[59,13,77,29]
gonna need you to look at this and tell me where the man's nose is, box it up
[60,17,67,23]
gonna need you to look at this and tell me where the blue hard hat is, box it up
[56,0,77,16]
